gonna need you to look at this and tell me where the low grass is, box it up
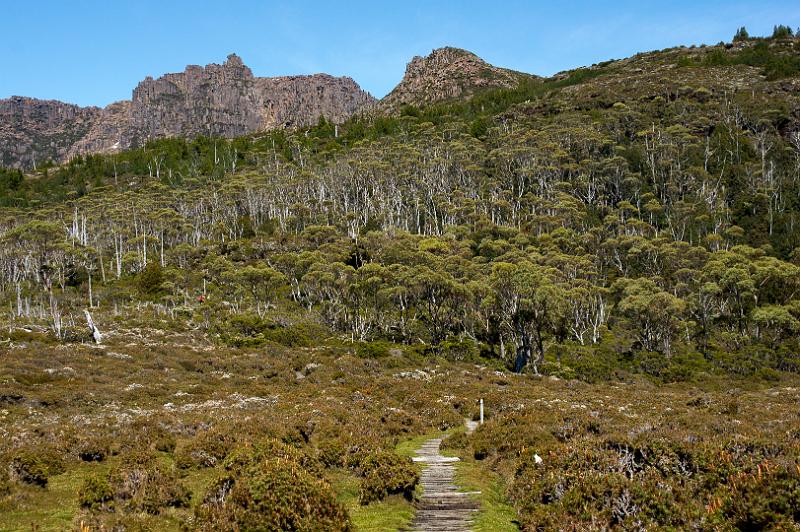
[454,454,519,532]
[0,452,222,532]
[179,465,220,507]
[0,459,113,531]
[395,428,453,458]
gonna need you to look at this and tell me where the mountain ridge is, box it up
[0,48,536,168]
[0,54,376,168]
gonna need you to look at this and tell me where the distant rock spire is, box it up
[225,53,244,66]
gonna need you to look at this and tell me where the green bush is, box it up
[471,415,557,460]
[541,361,578,380]
[671,352,712,377]
[553,346,620,383]
[710,346,772,376]
[440,431,469,451]
[195,458,352,531]
[437,336,480,362]
[137,261,164,297]
[216,314,311,348]
[223,439,324,478]
[175,429,236,469]
[353,450,418,504]
[79,475,114,509]
[4,328,54,344]
[107,451,190,514]
[315,437,350,468]
[755,367,782,382]
[719,465,800,529]
[10,454,49,487]
[9,448,66,487]
[356,341,392,359]
[262,324,311,347]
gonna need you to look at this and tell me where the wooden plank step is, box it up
[410,433,480,531]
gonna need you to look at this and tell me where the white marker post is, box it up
[479,398,484,425]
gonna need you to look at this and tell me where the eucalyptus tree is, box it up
[615,277,686,356]
[229,264,286,317]
[486,261,567,373]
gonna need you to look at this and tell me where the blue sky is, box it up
[1,1,799,107]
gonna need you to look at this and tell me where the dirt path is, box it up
[410,421,480,532]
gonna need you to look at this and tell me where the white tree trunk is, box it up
[84,309,102,344]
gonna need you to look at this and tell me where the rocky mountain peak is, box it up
[405,47,482,75]
[381,47,528,109]
[128,55,263,142]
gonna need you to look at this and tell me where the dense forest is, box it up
[2,27,800,531]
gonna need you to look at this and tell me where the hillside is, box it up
[2,28,800,531]
[0,54,375,168]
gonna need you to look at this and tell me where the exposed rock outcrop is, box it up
[2,48,536,167]
[1,54,375,168]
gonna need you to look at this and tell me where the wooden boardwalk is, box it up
[411,421,480,532]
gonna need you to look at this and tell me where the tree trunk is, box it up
[514,331,532,373]
[84,309,102,344]
[532,324,545,374]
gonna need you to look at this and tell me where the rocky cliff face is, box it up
[127,54,265,143]
[381,47,529,109]
[1,54,375,168]
[124,56,373,142]
[0,97,102,167]
[256,74,374,129]
[66,101,130,159]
